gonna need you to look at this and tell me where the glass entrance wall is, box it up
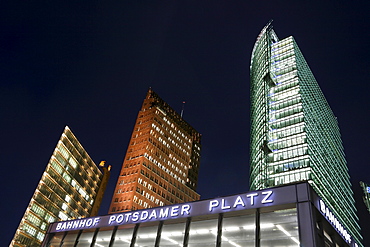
[44,207,297,247]
[47,232,64,247]
[160,219,187,246]
[60,231,78,247]
[75,231,94,247]
[221,214,255,247]
[188,218,218,247]
[134,222,159,246]
[94,228,113,247]
[260,208,299,247]
[111,225,134,247]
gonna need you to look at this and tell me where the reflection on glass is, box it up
[112,226,134,247]
[260,208,299,247]
[94,229,113,247]
[48,232,64,247]
[76,231,94,247]
[188,218,217,247]
[135,223,159,247]
[222,214,255,247]
[59,232,79,247]
[160,221,186,246]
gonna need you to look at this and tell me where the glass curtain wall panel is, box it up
[249,21,361,245]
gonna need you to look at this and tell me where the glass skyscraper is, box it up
[10,126,110,247]
[249,22,362,245]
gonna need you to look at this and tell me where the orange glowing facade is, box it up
[109,89,201,213]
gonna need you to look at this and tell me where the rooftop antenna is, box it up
[180,101,186,118]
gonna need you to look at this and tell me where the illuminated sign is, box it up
[51,189,277,233]
[366,186,370,194]
[319,200,358,247]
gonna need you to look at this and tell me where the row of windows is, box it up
[268,133,307,150]
[152,120,191,157]
[52,152,97,199]
[151,127,191,157]
[268,146,308,162]
[269,90,298,109]
[146,140,187,178]
[268,159,310,174]
[142,161,196,198]
[273,70,298,84]
[23,223,37,237]
[271,38,294,53]
[268,123,305,140]
[270,169,311,187]
[144,152,186,184]
[116,186,134,194]
[154,115,191,146]
[60,134,102,181]
[133,192,163,207]
[269,104,302,121]
[270,85,300,102]
[271,56,296,76]
[121,169,139,177]
[271,48,294,64]
[47,165,92,210]
[270,77,299,93]
[26,213,42,228]
[42,176,89,219]
[136,178,185,204]
[269,113,304,129]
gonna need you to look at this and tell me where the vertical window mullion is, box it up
[154,221,164,247]
[108,226,118,247]
[89,228,100,247]
[255,209,260,247]
[183,217,191,247]
[216,213,223,247]
[130,223,140,247]
[73,230,83,247]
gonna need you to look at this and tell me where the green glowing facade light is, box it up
[249,21,362,245]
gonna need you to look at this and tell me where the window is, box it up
[135,222,159,246]
[188,217,218,246]
[111,225,135,247]
[222,214,255,246]
[160,220,187,246]
[23,223,37,237]
[260,208,299,247]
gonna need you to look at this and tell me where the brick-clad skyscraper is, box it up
[109,89,201,213]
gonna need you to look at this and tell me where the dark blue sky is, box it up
[1,1,370,245]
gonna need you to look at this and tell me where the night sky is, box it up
[1,1,370,245]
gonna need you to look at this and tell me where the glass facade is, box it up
[44,209,298,247]
[260,208,299,247]
[10,126,109,247]
[42,183,358,247]
[249,22,361,245]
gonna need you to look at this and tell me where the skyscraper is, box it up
[109,88,201,213]
[10,126,110,247]
[249,22,361,244]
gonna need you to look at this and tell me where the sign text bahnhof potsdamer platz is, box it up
[42,183,360,247]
